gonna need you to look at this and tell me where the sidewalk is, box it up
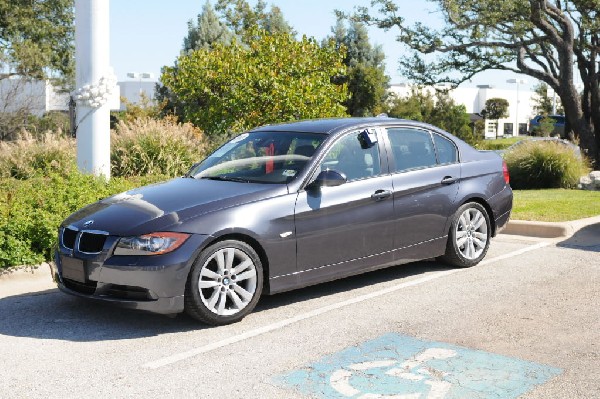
[0,263,54,298]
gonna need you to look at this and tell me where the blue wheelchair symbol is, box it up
[277,334,561,398]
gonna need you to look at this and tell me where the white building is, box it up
[0,78,70,116]
[389,83,537,139]
[117,80,156,109]
[0,77,121,117]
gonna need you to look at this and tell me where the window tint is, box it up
[433,134,457,164]
[320,131,381,181]
[387,128,437,172]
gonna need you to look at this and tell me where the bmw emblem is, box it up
[83,220,94,228]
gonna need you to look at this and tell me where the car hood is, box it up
[62,177,288,236]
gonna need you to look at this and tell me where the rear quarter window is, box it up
[433,134,458,164]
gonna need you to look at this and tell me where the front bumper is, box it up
[52,233,209,315]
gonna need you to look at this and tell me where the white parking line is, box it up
[142,241,550,369]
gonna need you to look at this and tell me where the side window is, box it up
[387,128,436,172]
[433,134,458,164]
[320,131,381,181]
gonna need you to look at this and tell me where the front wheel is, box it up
[185,240,263,325]
[441,202,491,268]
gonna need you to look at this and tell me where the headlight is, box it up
[114,232,190,256]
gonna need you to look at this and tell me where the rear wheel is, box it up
[441,202,491,268]
[185,240,263,325]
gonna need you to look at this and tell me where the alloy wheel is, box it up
[197,247,258,316]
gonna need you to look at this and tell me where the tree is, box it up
[158,0,295,120]
[533,82,564,116]
[161,29,348,136]
[481,98,509,139]
[0,0,74,86]
[386,88,476,144]
[183,0,232,53]
[355,0,600,167]
[327,17,389,116]
[215,0,294,38]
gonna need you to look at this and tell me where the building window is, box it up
[486,121,497,134]
[518,123,528,135]
[503,123,514,136]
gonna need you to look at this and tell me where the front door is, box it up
[294,130,395,283]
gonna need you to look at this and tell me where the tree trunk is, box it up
[559,83,599,168]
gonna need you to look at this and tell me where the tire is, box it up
[441,202,491,268]
[184,240,263,325]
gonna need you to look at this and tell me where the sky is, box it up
[108,0,534,90]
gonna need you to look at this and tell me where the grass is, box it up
[476,136,522,150]
[512,189,600,222]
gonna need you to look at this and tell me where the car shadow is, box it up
[257,260,451,311]
[0,260,452,342]
[556,222,600,252]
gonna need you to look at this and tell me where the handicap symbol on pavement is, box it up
[276,334,561,399]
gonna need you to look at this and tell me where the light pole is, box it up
[507,78,527,136]
[73,0,115,178]
[126,72,154,103]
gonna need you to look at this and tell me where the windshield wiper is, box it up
[199,176,252,183]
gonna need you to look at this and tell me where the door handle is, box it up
[441,176,458,185]
[371,189,392,201]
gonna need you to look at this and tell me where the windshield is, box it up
[188,131,327,184]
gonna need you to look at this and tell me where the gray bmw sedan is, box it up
[53,117,512,325]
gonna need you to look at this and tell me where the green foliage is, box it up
[481,98,509,121]
[532,83,563,116]
[111,116,207,177]
[505,141,590,190]
[386,89,476,145]
[475,137,521,150]
[537,117,557,137]
[0,0,74,85]
[183,0,232,53]
[327,18,389,116]
[161,30,348,136]
[111,94,161,126]
[0,170,164,268]
[215,0,294,37]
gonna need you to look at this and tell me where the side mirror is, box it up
[306,169,347,190]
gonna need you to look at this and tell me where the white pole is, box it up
[74,0,113,178]
[507,78,527,136]
[515,81,520,136]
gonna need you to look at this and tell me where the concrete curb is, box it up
[502,215,600,239]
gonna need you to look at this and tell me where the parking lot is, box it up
[1,227,599,398]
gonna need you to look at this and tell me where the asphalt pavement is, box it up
[0,217,599,399]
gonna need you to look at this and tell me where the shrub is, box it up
[111,116,207,177]
[475,137,521,151]
[505,141,589,189]
[0,133,76,179]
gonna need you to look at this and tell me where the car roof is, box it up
[250,117,418,135]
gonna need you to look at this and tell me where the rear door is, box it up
[384,127,461,258]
